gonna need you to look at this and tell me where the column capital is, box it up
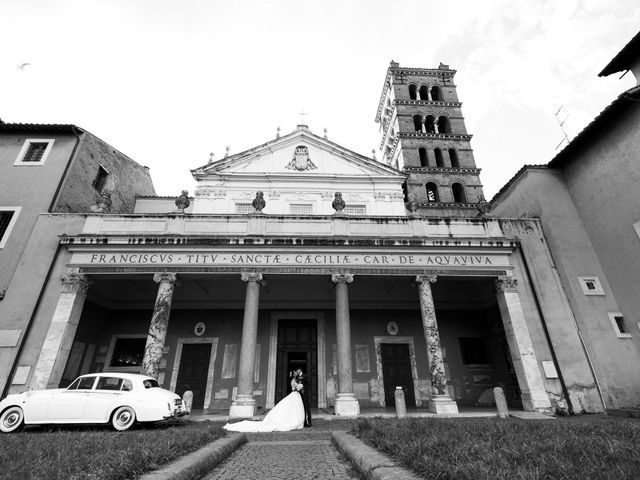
[495,276,518,293]
[153,272,178,285]
[241,271,264,283]
[416,274,437,284]
[60,273,92,295]
[331,273,354,284]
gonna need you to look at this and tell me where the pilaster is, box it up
[495,276,552,412]
[31,272,92,389]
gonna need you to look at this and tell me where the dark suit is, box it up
[298,375,312,427]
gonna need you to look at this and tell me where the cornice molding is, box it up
[405,167,481,174]
[417,202,478,209]
[399,132,473,141]
[391,67,456,77]
[395,100,462,107]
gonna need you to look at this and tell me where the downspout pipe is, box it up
[1,244,62,399]
[517,232,607,411]
[517,243,574,414]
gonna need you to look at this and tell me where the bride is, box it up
[223,371,305,432]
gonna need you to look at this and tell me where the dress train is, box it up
[223,391,305,432]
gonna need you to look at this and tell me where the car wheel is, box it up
[111,406,136,431]
[0,406,25,433]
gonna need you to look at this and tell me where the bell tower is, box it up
[375,61,484,217]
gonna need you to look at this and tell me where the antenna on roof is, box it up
[554,105,570,150]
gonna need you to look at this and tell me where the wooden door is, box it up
[274,319,317,407]
[381,343,416,407]
[176,343,212,409]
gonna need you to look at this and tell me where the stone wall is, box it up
[53,131,155,214]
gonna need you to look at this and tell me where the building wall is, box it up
[53,132,156,214]
[492,170,640,408]
[0,214,87,395]
[0,134,78,294]
[559,104,640,352]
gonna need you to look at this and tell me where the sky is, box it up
[1,0,638,199]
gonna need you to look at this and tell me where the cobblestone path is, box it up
[201,421,362,479]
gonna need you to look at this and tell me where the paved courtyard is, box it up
[201,421,363,479]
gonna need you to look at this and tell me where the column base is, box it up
[334,393,360,416]
[428,395,459,414]
[229,395,256,419]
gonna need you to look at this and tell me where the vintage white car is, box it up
[0,373,189,433]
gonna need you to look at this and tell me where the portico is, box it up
[17,212,557,418]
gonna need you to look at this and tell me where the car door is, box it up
[83,376,128,422]
[44,375,95,422]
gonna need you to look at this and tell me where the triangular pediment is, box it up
[192,127,404,180]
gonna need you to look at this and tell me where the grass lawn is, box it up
[0,420,225,480]
[352,416,640,479]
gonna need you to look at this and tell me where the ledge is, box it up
[332,431,422,480]
[138,432,246,480]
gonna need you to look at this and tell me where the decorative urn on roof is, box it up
[332,192,345,214]
[175,190,190,213]
[91,189,113,213]
[252,191,266,213]
[475,196,491,218]
[405,193,418,214]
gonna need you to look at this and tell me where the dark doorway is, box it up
[275,319,317,407]
[381,343,416,408]
[176,343,211,409]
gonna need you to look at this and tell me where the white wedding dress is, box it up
[223,391,305,432]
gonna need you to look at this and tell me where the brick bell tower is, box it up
[375,61,485,217]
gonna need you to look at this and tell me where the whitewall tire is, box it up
[0,406,25,433]
[111,406,136,431]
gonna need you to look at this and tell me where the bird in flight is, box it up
[17,63,31,71]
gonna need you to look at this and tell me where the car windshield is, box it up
[143,379,160,389]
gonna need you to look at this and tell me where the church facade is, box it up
[1,62,624,419]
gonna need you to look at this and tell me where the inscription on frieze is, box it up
[76,251,503,268]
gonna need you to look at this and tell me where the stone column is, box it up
[141,273,178,379]
[229,272,263,419]
[332,273,360,416]
[416,275,458,414]
[495,276,552,412]
[31,272,92,389]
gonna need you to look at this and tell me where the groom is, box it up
[295,368,312,427]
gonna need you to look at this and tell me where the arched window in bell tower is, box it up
[419,148,428,167]
[413,115,424,133]
[426,182,439,202]
[452,183,467,203]
[419,85,429,101]
[409,84,417,100]
[449,148,459,168]
[431,85,443,101]
[424,115,436,134]
[434,148,444,167]
[437,116,451,133]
